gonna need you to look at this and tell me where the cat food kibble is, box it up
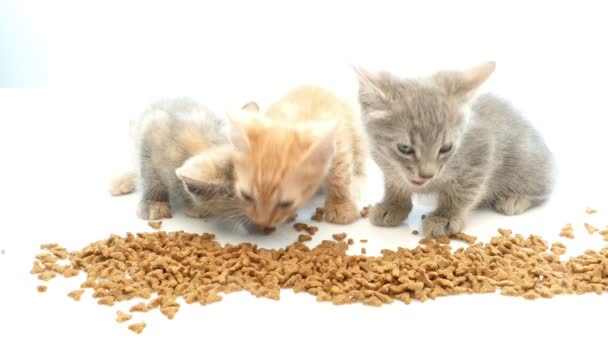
[67,289,84,301]
[29,220,608,334]
[584,223,598,235]
[586,207,597,214]
[450,233,477,244]
[304,226,319,235]
[332,233,347,241]
[148,221,162,229]
[412,230,419,235]
[116,311,132,323]
[298,234,312,242]
[360,205,371,218]
[293,223,308,232]
[360,239,368,243]
[263,227,276,234]
[37,285,48,293]
[128,322,146,334]
[560,224,575,239]
[347,238,354,245]
[311,207,324,221]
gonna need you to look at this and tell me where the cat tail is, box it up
[109,172,136,196]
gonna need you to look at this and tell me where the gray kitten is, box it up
[109,98,245,222]
[355,62,555,237]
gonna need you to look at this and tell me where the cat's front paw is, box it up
[369,201,412,227]
[325,201,359,224]
[423,214,465,238]
[137,200,172,220]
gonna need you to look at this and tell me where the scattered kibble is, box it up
[304,226,319,235]
[298,234,312,242]
[586,207,597,214]
[361,247,367,254]
[360,239,368,243]
[148,221,162,229]
[311,207,324,221]
[128,322,146,334]
[347,238,354,245]
[412,230,419,235]
[37,285,47,293]
[450,233,477,244]
[332,233,347,241]
[67,289,84,301]
[584,223,598,235]
[116,311,133,323]
[293,223,307,231]
[560,224,575,239]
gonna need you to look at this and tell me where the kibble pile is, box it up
[31,218,608,334]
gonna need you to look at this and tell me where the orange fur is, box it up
[229,86,367,226]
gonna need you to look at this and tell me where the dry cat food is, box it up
[347,238,354,245]
[360,239,368,243]
[37,285,48,293]
[360,205,371,218]
[293,223,307,232]
[332,233,347,241]
[585,223,598,235]
[450,233,477,244]
[304,226,319,235]
[586,207,598,214]
[68,289,84,301]
[31,225,608,333]
[298,234,312,242]
[412,230,419,235]
[560,224,575,239]
[116,310,132,323]
[361,247,367,254]
[148,221,163,229]
[311,207,324,221]
[128,322,146,334]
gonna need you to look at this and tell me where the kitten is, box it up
[228,85,367,227]
[355,62,555,237]
[109,98,244,221]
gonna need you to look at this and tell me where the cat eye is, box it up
[397,144,415,155]
[439,143,453,154]
[277,200,294,209]
[240,190,254,202]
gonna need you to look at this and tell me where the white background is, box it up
[1,1,608,341]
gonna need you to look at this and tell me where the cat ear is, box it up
[176,152,232,194]
[241,101,260,112]
[226,110,251,153]
[433,61,496,101]
[352,66,390,118]
[300,121,338,167]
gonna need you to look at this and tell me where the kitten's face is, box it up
[228,110,335,227]
[366,89,467,188]
[356,62,495,188]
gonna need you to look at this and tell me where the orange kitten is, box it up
[228,86,367,227]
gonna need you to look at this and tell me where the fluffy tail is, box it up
[109,172,136,196]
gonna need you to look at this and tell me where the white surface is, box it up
[2,1,608,341]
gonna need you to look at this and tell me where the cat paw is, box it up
[137,200,172,220]
[109,172,135,196]
[325,201,360,224]
[423,214,465,238]
[183,205,212,219]
[369,201,412,227]
[494,196,531,216]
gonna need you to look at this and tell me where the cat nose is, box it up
[419,171,435,179]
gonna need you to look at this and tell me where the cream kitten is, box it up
[109,98,244,221]
[356,62,555,237]
[228,86,367,227]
